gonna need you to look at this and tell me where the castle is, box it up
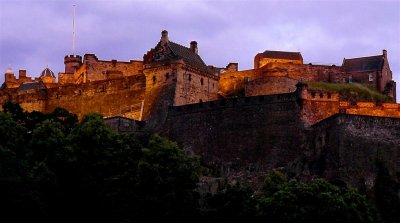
[1,31,399,189]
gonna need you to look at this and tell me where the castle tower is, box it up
[4,66,20,88]
[4,66,16,82]
[64,54,82,74]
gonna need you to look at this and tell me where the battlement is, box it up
[302,90,340,101]
[64,54,82,60]
[169,93,297,115]
[339,101,400,118]
[296,82,339,101]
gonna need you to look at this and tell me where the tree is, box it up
[47,107,78,134]
[206,182,257,222]
[134,134,200,222]
[257,172,380,223]
[2,100,25,123]
[0,112,42,221]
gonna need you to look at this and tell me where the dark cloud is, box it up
[1,0,399,99]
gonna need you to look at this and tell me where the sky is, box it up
[0,0,399,99]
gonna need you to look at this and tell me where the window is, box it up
[200,78,204,85]
[348,76,352,83]
[165,73,169,80]
[152,76,156,84]
[369,74,373,82]
[188,74,191,81]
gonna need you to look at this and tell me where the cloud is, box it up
[1,0,399,100]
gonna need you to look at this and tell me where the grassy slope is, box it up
[306,82,392,102]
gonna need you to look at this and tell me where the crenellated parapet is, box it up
[339,101,400,118]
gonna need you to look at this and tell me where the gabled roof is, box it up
[169,41,207,68]
[260,50,303,61]
[342,55,384,72]
[18,82,41,90]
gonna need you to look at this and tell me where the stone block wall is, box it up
[0,76,146,119]
[163,93,305,187]
[70,54,144,83]
[245,76,299,96]
[58,72,74,85]
[310,114,400,189]
[218,69,258,97]
[46,75,146,119]
[175,66,219,105]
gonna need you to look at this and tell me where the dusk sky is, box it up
[1,0,399,99]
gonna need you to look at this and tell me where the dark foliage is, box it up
[0,102,397,223]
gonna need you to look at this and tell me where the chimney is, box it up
[19,70,26,78]
[190,41,198,54]
[383,49,387,58]
[161,30,169,44]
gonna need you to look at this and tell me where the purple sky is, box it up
[1,0,399,99]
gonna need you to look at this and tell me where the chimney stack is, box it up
[383,49,387,58]
[190,41,198,54]
[19,70,26,78]
[161,30,169,44]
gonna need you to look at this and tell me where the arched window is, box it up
[152,76,156,84]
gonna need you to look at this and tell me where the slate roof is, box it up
[342,55,384,72]
[18,82,40,90]
[169,41,207,68]
[261,50,303,61]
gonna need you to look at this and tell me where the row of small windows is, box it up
[347,74,374,83]
[186,73,204,85]
[152,72,172,83]
[311,92,332,99]
[152,72,216,87]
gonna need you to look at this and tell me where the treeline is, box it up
[0,101,399,223]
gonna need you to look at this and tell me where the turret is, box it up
[40,67,56,83]
[64,54,82,73]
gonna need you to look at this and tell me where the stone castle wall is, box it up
[0,75,146,119]
[73,54,143,83]
[162,95,400,189]
[218,69,258,96]
[46,75,146,119]
[245,76,299,96]
[310,114,400,189]
[163,93,305,186]
[175,66,219,105]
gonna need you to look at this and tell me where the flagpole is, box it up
[72,4,76,56]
